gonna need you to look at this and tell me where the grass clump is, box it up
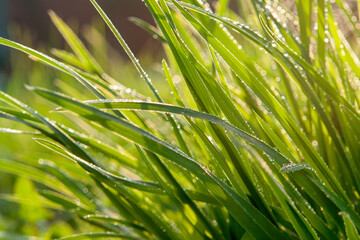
[1,0,360,239]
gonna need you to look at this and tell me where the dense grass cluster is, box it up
[1,0,360,239]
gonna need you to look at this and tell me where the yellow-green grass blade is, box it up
[49,10,104,75]
[56,232,141,240]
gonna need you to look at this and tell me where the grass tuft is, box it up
[1,0,360,239]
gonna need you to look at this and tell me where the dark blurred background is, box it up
[0,0,161,85]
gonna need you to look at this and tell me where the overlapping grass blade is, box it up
[0,37,104,99]
[30,85,287,239]
[34,138,165,194]
[49,10,104,75]
[170,0,349,205]
[57,232,141,240]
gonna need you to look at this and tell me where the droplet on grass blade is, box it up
[280,162,313,173]
[0,128,40,135]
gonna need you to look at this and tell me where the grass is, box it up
[1,0,360,239]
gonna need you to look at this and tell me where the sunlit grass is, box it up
[1,0,360,239]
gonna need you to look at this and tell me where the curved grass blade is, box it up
[51,48,86,70]
[280,163,313,173]
[0,37,105,99]
[258,164,319,240]
[34,138,165,194]
[57,232,141,240]
[0,128,40,135]
[342,213,360,240]
[30,86,289,239]
[129,17,166,43]
[77,98,349,235]
[39,190,92,215]
[311,178,360,230]
[0,110,54,140]
[40,161,97,209]
[83,215,147,231]
[89,0,193,157]
[45,96,294,168]
[34,138,198,240]
[89,0,162,102]
[139,149,225,240]
[0,90,99,165]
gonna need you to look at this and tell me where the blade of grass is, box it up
[31,85,288,239]
[49,10,104,75]
[56,232,141,240]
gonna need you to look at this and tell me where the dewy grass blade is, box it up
[40,162,97,208]
[34,139,181,240]
[137,149,216,240]
[55,97,294,167]
[83,215,147,231]
[56,232,141,240]
[259,16,360,191]
[80,98,352,233]
[258,164,319,240]
[2,0,360,238]
[30,86,287,239]
[174,1,359,120]
[171,0,349,204]
[34,138,165,194]
[342,213,360,240]
[39,190,92,215]
[0,128,40,135]
[89,0,192,156]
[89,0,162,102]
[0,89,98,165]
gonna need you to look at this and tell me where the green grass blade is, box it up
[57,232,141,240]
[170,1,348,203]
[89,0,162,102]
[83,215,147,231]
[343,213,360,240]
[49,10,104,75]
[0,128,39,135]
[129,17,166,42]
[51,48,87,70]
[34,138,165,194]
[30,86,287,239]
[44,97,294,167]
